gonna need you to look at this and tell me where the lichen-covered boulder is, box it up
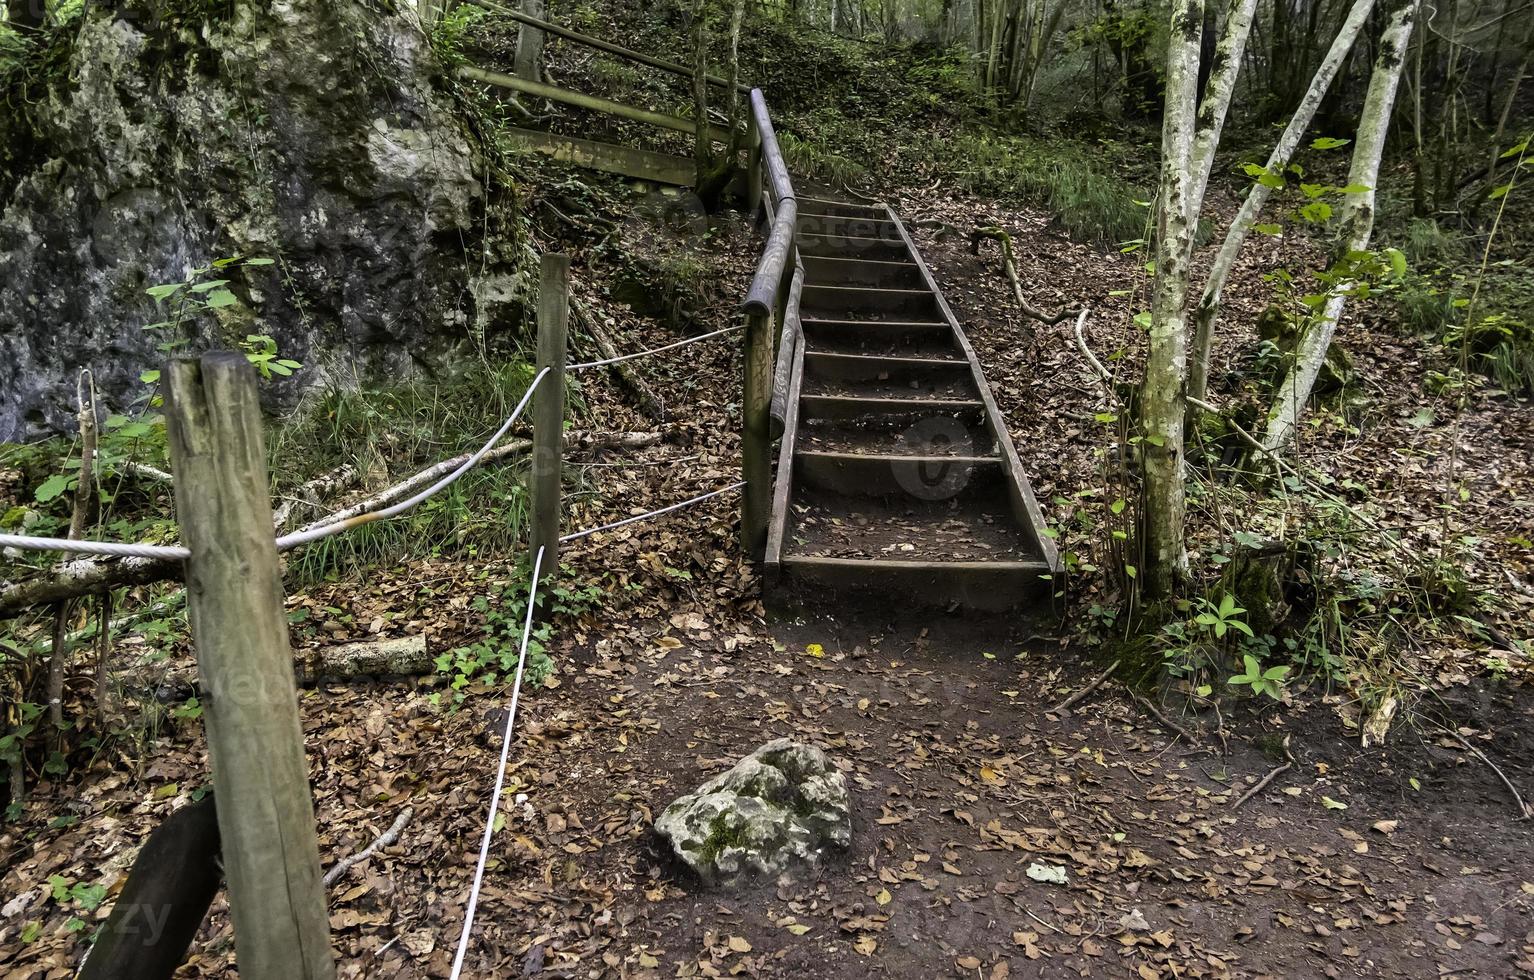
[654,739,850,887]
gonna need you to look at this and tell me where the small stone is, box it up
[654,738,851,887]
[1026,862,1068,885]
[1118,908,1151,931]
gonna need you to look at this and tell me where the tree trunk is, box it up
[1261,0,1419,453]
[512,0,545,82]
[6,0,44,29]
[1140,0,1206,600]
[1187,0,1376,405]
[1188,0,1262,216]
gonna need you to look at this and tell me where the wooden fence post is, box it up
[530,253,570,582]
[742,308,772,559]
[746,113,762,217]
[164,353,334,980]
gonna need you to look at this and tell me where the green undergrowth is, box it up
[933,130,1149,244]
[1387,218,1534,394]
[273,360,556,583]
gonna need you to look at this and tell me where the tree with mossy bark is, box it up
[1260,0,1420,453]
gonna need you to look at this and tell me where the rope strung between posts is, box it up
[276,368,551,552]
[448,543,545,979]
[0,534,189,561]
[559,481,745,543]
[566,323,742,371]
[0,324,740,563]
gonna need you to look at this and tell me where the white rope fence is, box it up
[2,322,743,563]
[559,481,745,543]
[567,323,742,371]
[275,368,550,552]
[448,544,545,980]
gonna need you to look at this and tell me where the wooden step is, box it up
[795,232,911,262]
[803,351,968,381]
[799,394,985,423]
[798,196,889,217]
[801,319,958,358]
[797,212,902,239]
[787,486,1040,560]
[801,255,926,289]
[796,450,1003,497]
[803,371,979,402]
[777,555,1051,611]
[799,284,941,320]
[798,418,998,457]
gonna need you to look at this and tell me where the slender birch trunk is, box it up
[1140,0,1206,600]
[1187,0,1262,215]
[1186,0,1377,404]
[1260,0,1419,453]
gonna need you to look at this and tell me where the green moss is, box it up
[697,812,747,864]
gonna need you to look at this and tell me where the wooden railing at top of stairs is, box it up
[453,0,751,185]
[444,0,793,561]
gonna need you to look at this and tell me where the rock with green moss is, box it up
[654,739,850,887]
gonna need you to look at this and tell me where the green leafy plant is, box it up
[1227,653,1290,699]
[1194,594,1254,640]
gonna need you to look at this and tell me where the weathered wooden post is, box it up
[746,111,762,217]
[530,253,569,582]
[163,353,334,980]
[741,306,772,559]
[512,0,545,81]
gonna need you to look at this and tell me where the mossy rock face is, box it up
[0,0,484,440]
[654,738,851,888]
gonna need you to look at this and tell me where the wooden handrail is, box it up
[750,90,794,208]
[742,89,797,315]
[460,66,735,143]
[469,0,750,93]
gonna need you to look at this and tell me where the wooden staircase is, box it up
[765,198,1059,610]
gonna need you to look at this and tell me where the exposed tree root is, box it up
[1049,659,1120,714]
[1231,735,1294,809]
[970,226,1080,326]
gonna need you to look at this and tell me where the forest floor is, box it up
[3,187,1533,979]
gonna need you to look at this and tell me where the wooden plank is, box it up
[764,319,806,583]
[778,554,1052,611]
[803,351,967,371]
[505,127,695,184]
[742,309,773,559]
[470,0,749,92]
[460,66,734,142]
[530,254,569,581]
[164,354,334,980]
[884,205,1060,571]
[798,395,985,421]
[769,264,803,440]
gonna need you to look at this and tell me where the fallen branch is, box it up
[1050,659,1120,714]
[908,217,965,239]
[1070,309,1115,401]
[1231,735,1293,809]
[1126,687,1199,743]
[1446,727,1532,820]
[323,806,416,887]
[272,464,361,532]
[572,301,664,420]
[296,635,431,685]
[118,461,173,483]
[970,226,1079,326]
